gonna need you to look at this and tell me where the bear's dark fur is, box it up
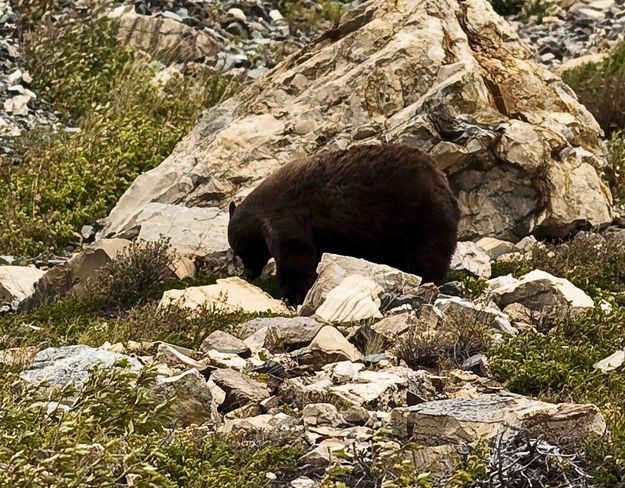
[227,144,461,304]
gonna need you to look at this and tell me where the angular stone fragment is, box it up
[292,326,363,366]
[301,254,421,316]
[152,369,220,426]
[593,350,625,372]
[489,270,594,312]
[210,368,270,411]
[390,392,605,449]
[200,330,251,357]
[476,237,519,259]
[450,242,492,279]
[0,265,44,312]
[314,275,383,322]
[238,317,324,348]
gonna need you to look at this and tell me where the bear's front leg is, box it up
[272,237,318,305]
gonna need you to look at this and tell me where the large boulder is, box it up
[390,391,606,450]
[101,0,611,246]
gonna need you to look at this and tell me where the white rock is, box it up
[301,254,421,316]
[476,237,519,259]
[160,277,290,314]
[593,350,625,373]
[4,94,30,115]
[20,345,142,390]
[489,269,594,311]
[0,265,45,311]
[227,7,246,22]
[314,275,383,322]
[293,325,363,365]
[450,241,492,278]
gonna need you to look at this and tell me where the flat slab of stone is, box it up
[20,345,142,390]
[160,277,290,314]
[238,316,325,353]
[390,392,606,449]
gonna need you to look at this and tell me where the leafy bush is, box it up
[90,237,177,309]
[0,13,236,256]
[489,305,625,485]
[606,131,625,203]
[0,363,302,487]
[0,363,172,486]
[22,12,133,123]
[392,310,489,371]
[563,40,625,133]
[281,0,346,34]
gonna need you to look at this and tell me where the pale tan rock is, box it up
[160,277,290,314]
[0,266,44,311]
[301,254,421,316]
[292,325,363,365]
[153,369,221,426]
[489,269,594,312]
[101,0,611,244]
[313,275,383,323]
[110,8,221,64]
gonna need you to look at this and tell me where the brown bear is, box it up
[227,144,460,304]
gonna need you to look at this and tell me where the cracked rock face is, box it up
[101,0,611,246]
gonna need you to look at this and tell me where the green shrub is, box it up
[90,237,177,309]
[0,363,303,487]
[158,430,303,487]
[392,309,489,371]
[0,13,236,257]
[563,40,625,133]
[606,130,625,203]
[22,13,134,123]
[282,0,346,34]
[0,363,172,487]
[489,305,625,485]
[0,291,285,351]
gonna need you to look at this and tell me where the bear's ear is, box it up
[229,201,237,217]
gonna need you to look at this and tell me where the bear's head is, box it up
[227,202,271,280]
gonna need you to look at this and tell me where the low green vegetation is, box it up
[0,239,284,350]
[563,40,625,203]
[281,0,346,34]
[489,234,625,485]
[0,363,303,487]
[0,11,236,257]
